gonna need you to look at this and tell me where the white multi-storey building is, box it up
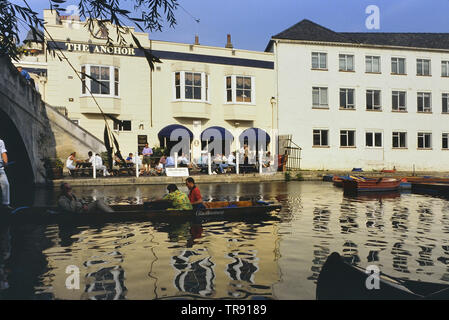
[267,19,449,171]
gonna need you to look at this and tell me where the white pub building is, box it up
[267,19,449,171]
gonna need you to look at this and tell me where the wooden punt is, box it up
[317,252,449,300]
[411,182,449,197]
[343,177,401,193]
[0,200,282,225]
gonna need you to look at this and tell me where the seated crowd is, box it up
[65,148,276,178]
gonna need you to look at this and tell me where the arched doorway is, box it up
[200,126,234,156]
[239,128,271,164]
[0,109,35,205]
[158,124,193,156]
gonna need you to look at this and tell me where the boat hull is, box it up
[316,252,449,300]
[0,203,282,225]
[343,178,401,193]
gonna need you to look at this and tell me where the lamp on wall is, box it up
[139,123,144,130]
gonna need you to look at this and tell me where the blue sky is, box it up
[12,0,449,51]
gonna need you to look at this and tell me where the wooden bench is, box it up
[69,168,105,177]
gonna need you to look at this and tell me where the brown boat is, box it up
[0,200,282,225]
[343,177,401,193]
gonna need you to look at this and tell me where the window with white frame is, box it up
[312,52,327,69]
[340,130,355,147]
[175,71,209,101]
[366,131,382,147]
[312,87,328,108]
[443,93,449,113]
[225,75,254,103]
[443,133,449,149]
[339,54,354,71]
[417,59,431,76]
[313,129,329,146]
[366,56,381,73]
[340,88,355,109]
[392,131,407,148]
[442,61,449,77]
[81,65,119,96]
[391,57,406,74]
[366,90,382,110]
[417,132,432,149]
[417,92,432,112]
[392,91,407,111]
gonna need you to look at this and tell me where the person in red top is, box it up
[185,177,205,210]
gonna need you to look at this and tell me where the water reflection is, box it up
[3,181,449,299]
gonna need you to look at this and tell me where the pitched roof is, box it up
[267,19,449,51]
[24,29,45,43]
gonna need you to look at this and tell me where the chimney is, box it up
[194,35,199,45]
[225,34,233,49]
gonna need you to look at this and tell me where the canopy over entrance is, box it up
[158,124,193,156]
[201,126,234,156]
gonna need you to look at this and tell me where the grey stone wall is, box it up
[0,57,104,185]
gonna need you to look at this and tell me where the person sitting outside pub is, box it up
[162,184,192,210]
[151,158,165,176]
[142,143,153,175]
[125,153,135,167]
[178,153,190,168]
[219,152,236,174]
[94,153,110,177]
[58,183,114,213]
[263,151,272,168]
[165,154,175,168]
[66,152,83,173]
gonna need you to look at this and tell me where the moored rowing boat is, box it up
[0,200,282,225]
[343,177,401,193]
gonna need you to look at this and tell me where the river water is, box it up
[1,181,449,300]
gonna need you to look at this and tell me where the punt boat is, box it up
[343,177,401,193]
[316,252,449,300]
[411,182,449,197]
[0,200,282,225]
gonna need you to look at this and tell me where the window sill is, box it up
[365,147,383,149]
[417,148,432,150]
[392,110,407,113]
[312,145,330,148]
[365,72,381,74]
[366,109,383,112]
[442,76,449,78]
[392,147,408,150]
[312,106,329,110]
[442,148,449,151]
[416,74,432,77]
[442,112,449,115]
[339,107,356,111]
[80,94,121,99]
[173,99,211,104]
[224,102,255,106]
[311,68,328,71]
[339,70,355,73]
[391,73,407,76]
[417,111,432,114]
[340,146,356,149]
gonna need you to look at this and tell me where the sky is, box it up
[12,0,449,51]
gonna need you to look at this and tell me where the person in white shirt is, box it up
[88,153,110,177]
[95,153,110,176]
[0,139,11,209]
[66,152,77,170]
[219,152,236,173]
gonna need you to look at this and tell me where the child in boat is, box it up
[58,183,114,213]
[163,184,193,211]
